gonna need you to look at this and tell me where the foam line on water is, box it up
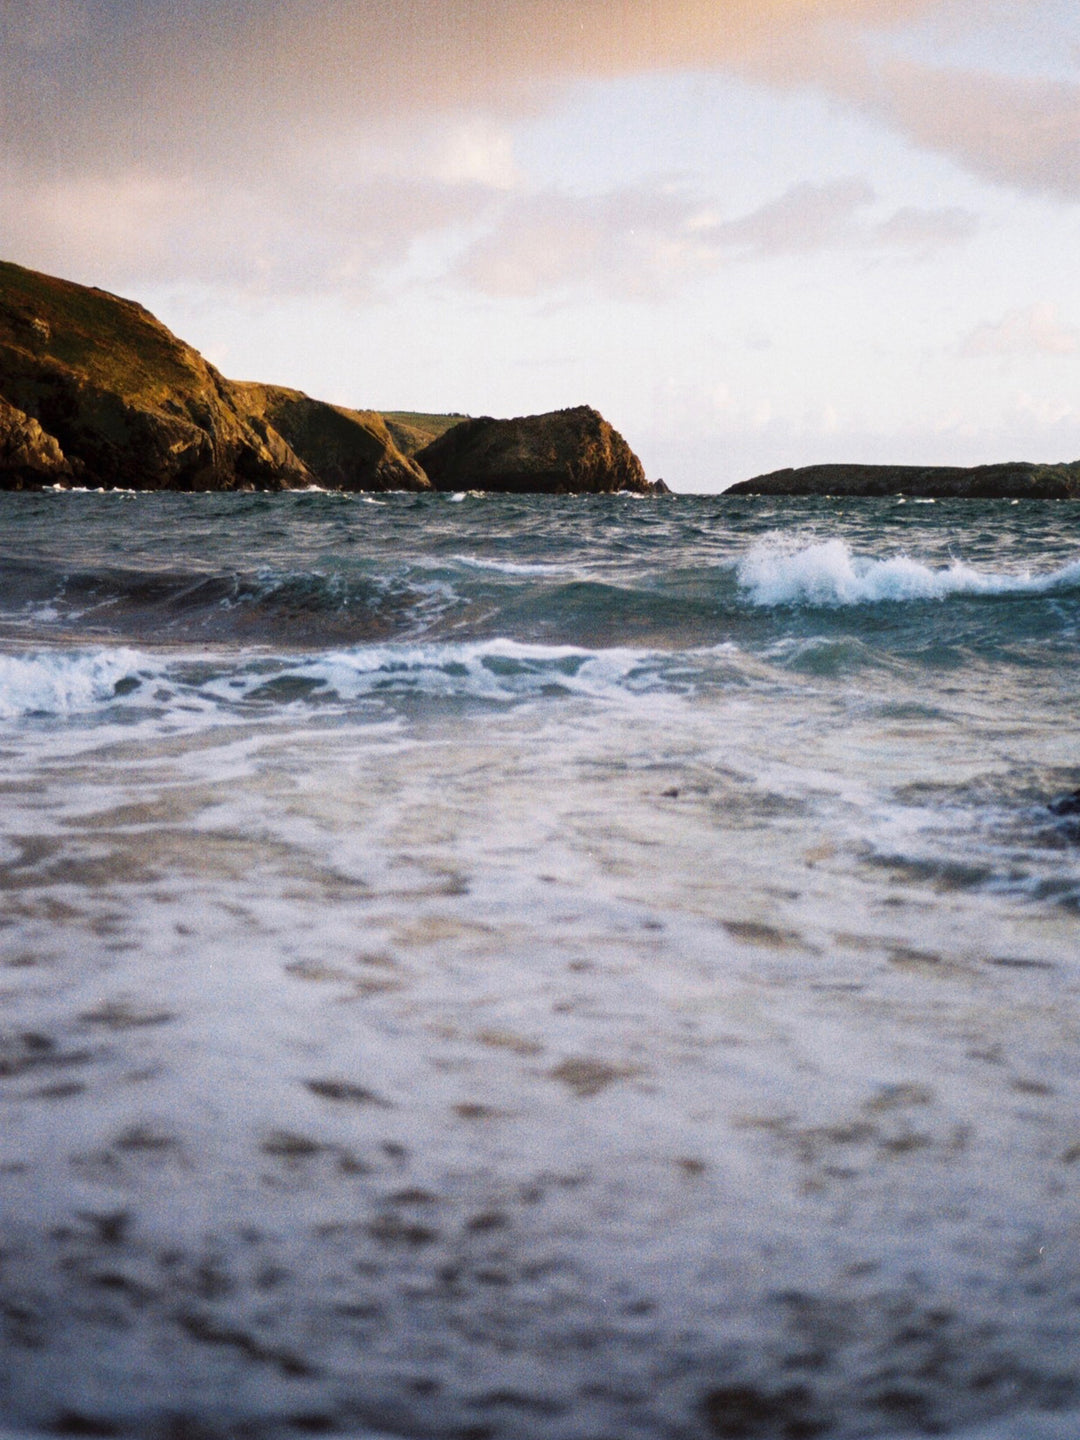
[738,537,1080,607]
[0,638,701,724]
[450,554,580,576]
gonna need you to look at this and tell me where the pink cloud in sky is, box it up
[961,304,1080,358]
[2,0,1076,201]
[453,178,977,300]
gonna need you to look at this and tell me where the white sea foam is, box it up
[289,636,665,703]
[0,647,148,720]
[738,536,1080,606]
[0,638,702,731]
[450,554,578,576]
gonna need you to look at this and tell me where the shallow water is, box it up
[1,491,1079,1439]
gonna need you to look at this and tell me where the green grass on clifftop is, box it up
[380,412,468,457]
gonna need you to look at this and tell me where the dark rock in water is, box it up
[0,259,313,491]
[1048,789,1080,817]
[230,384,429,492]
[415,405,664,495]
[727,461,1080,499]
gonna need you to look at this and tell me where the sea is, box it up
[1,488,1079,1440]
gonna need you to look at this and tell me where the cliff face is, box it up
[230,384,430,492]
[0,394,73,486]
[0,260,312,491]
[0,262,657,496]
[415,406,664,495]
[727,462,1080,499]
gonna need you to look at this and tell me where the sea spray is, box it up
[0,647,147,719]
[737,534,1080,606]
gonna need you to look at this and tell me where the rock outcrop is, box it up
[230,384,429,492]
[727,461,1080,499]
[415,406,665,495]
[0,259,315,491]
[0,394,73,487]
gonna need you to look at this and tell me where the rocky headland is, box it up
[0,260,316,491]
[415,406,669,496]
[0,260,657,496]
[727,461,1080,499]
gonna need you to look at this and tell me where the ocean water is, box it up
[1,489,1079,1440]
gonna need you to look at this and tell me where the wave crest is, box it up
[0,648,147,719]
[0,639,690,727]
[738,538,1080,607]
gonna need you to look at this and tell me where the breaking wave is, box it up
[0,648,148,720]
[738,537,1080,607]
[0,638,711,725]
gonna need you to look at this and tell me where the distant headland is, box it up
[727,461,1080,500]
[0,260,666,496]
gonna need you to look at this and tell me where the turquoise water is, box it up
[1,491,1079,1439]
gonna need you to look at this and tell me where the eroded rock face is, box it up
[0,395,72,487]
[0,260,312,491]
[232,384,430,492]
[1,262,661,497]
[727,461,1080,499]
[415,405,664,495]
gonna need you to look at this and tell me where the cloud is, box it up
[453,185,708,300]
[0,0,1063,304]
[848,61,1080,202]
[453,178,977,299]
[696,179,976,261]
[704,178,877,256]
[870,204,977,251]
[15,136,979,306]
[961,304,1079,358]
[2,0,1070,195]
[0,161,496,294]
[1012,392,1080,427]
[713,183,976,260]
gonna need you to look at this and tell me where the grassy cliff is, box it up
[0,260,312,490]
[0,262,426,492]
[379,411,470,458]
[231,386,429,492]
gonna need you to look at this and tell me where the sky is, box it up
[2,0,1079,491]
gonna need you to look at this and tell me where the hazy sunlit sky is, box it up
[2,0,1078,489]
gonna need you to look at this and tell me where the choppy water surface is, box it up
[1,491,1079,1440]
